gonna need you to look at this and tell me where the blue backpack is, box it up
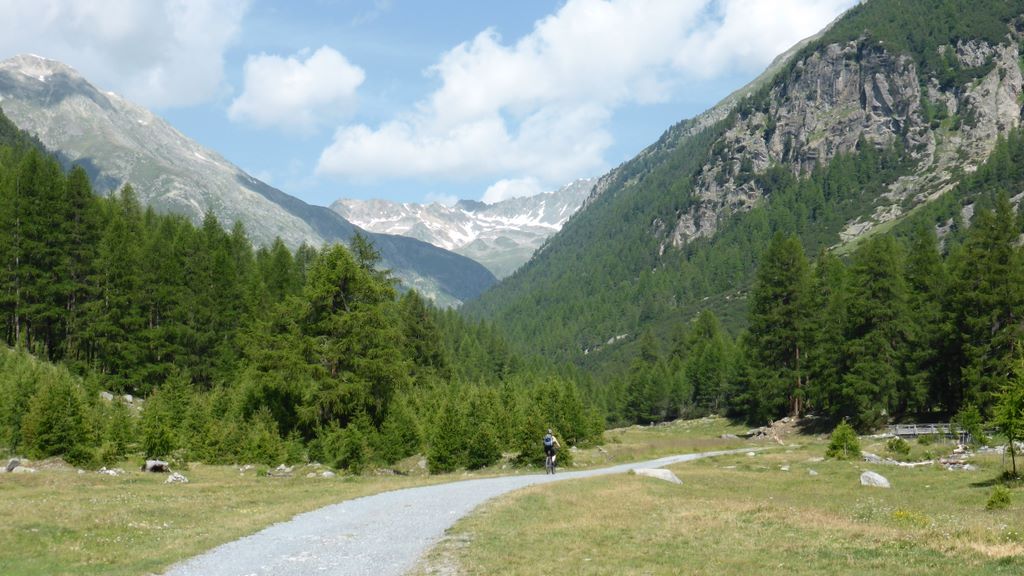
[543,434,555,447]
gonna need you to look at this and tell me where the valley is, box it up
[2,1,1024,574]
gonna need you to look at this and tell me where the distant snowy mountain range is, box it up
[332,178,595,278]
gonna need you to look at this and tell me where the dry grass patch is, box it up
[417,434,1024,576]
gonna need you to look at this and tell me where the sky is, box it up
[0,0,858,207]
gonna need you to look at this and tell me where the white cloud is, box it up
[675,0,856,77]
[228,46,365,132]
[483,177,544,204]
[316,0,857,195]
[0,0,249,108]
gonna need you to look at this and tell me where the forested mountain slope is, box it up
[466,0,1024,371]
[0,122,601,471]
[0,55,494,306]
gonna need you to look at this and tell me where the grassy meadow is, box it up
[415,420,1024,576]
[0,462,451,576]
[3,417,1021,576]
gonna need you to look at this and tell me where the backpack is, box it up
[543,434,554,447]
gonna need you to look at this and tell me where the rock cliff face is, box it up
[663,30,1023,249]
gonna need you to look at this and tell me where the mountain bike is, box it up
[545,452,556,474]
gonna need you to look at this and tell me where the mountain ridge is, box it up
[0,53,495,306]
[331,178,594,278]
[466,0,1024,369]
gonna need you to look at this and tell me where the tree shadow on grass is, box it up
[971,471,1023,489]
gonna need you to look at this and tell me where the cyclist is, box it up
[543,428,561,473]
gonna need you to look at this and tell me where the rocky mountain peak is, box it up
[332,178,595,278]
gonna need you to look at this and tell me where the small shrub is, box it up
[954,404,988,447]
[987,485,1012,510]
[887,437,911,458]
[917,434,935,446]
[826,421,861,460]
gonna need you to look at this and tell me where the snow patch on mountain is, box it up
[332,178,595,278]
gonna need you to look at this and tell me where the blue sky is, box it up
[1,0,856,206]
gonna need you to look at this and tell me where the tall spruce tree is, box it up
[949,193,1024,415]
[746,233,810,421]
[903,222,952,416]
[841,235,910,430]
[804,250,848,418]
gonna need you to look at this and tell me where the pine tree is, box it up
[684,310,732,414]
[903,223,952,415]
[625,332,666,424]
[747,233,810,421]
[949,194,1024,416]
[804,250,847,418]
[841,235,910,430]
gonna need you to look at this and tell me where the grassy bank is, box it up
[415,424,1024,575]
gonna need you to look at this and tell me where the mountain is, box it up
[465,0,1024,369]
[331,178,595,278]
[0,54,495,306]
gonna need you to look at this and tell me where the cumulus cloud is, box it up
[0,0,249,108]
[482,177,544,204]
[316,0,856,195]
[228,46,365,132]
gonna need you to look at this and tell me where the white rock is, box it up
[746,452,756,457]
[862,452,883,463]
[860,471,890,488]
[165,472,188,484]
[808,469,819,476]
[780,466,790,472]
[632,468,683,484]
[322,470,336,478]
[11,466,36,474]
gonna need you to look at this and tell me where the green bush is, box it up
[826,421,861,460]
[987,485,1011,510]
[886,437,911,458]
[20,371,96,464]
[953,404,988,447]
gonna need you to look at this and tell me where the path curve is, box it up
[163,449,746,576]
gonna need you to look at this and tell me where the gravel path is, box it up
[162,449,746,576]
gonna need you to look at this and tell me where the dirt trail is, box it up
[162,449,746,576]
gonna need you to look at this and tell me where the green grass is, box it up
[0,462,449,576]
[415,421,1024,575]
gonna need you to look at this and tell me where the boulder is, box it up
[6,458,20,473]
[99,467,125,477]
[165,472,188,484]
[632,468,683,485]
[720,434,740,440]
[322,470,336,478]
[268,464,294,478]
[862,452,884,464]
[860,471,891,488]
[808,469,819,476]
[141,460,170,473]
[11,466,36,474]
[99,391,114,402]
